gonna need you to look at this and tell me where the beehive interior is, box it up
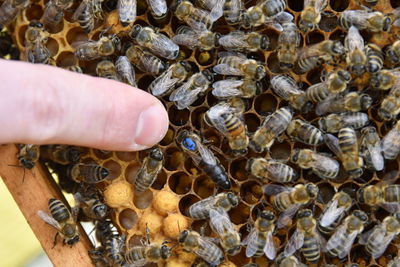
[4,0,400,266]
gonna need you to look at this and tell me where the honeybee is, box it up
[37,198,80,246]
[370,69,400,91]
[246,157,298,183]
[243,6,293,30]
[284,209,325,263]
[250,106,293,153]
[169,70,213,110]
[67,163,110,184]
[263,183,319,228]
[223,0,243,25]
[177,130,231,189]
[194,0,226,21]
[344,26,367,76]
[73,0,104,33]
[146,0,167,18]
[125,45,167,76]
[209,207,241,255]
[17,144,40,169]
[316,92,372,116]
[172,26,220,51]
[40,145,81,165]
[325,127,364,178]
[290,148,340,180]
[218,31,269,52]
[213,52,266,81]
[74,35,120,61]
[117,0,136,26]
[89,248,109,267]
[174,0,213,31]
[188,192,239,219]
[25,21,52,64]
[381,120,400,160]
[286,119,324,146]
[296,40,345,73]
[212,78,261,99]
[134,147,163,193]
[179,230,224,266]
[130,25,179,60]
[386,40,400,66]
[365,43,383,73]
[388,256,400,267]
[0,0,29,26]
[115,56,136,87]
[318,112,369,133]
[149,61,191,97]
[339,10,392,32]
[243,210,277,259]
[278,255,307,267]
[326,210,368,259]
[360,126,384,171]
[357,180,400,213]
[317,191,353,235]
[96,60,119,81]
[359,213,400,259]
[73,191,108,220]
[125,234,171,266]
[42,0,74,28]
[379,87,400,121]
[277,22,301,70]
[270,75,313,112]
[299,0,328,32]
[204,102,249,155]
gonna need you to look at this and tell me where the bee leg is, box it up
[52,232,59,248]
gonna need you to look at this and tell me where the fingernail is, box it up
[134,103,168,148]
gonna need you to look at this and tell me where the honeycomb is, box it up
[4,0,400,266]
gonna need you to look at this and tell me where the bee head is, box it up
[130,25,142,39]
[178,230,189,243]
[214,33,221,47]
[332,41,345,56]
[66,235,80,246]
[378,108,392,121]
[202,69,214,82]
[160,244,171,259]
[356,187,365,203]
[94,204,108,219]
[353,210,368,222]
[233,148,248,156]
[360,95,372,110]
[279,62,294,69]
[179,61,192,72]
[349,168,363,179]
[305,183,319,198]
[260,210,275,221]
[290,148,301,163]
[150,147,164,161]
[255,66,266,81]
[227,192,239,207]
[338,70,351,82]
[29,20,43,28]
[227,245,241,255]
[299,20,315,32]
[383,16,392,32]
[301,101,313,113]
[297,209,312,218]
[19,158,34,169]
[100,167,110,179]
[260,35,269,50]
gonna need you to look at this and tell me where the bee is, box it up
[117,0,136,26]
[290,148,340,180]
[134,147,163,193]
[298,0,328,32]
[37,198,80,246]
[270,75,313,112]
[179,230,224,266]
[209,207,241,255]
[243,6,293,30]
[96,60,119,81]
[386,40,400,66]
[74,35,120,61]
[213,52,266,81]
[177,130,231,189]
[357,181,400,213]
[277,22,301,70]
[174,0,213,31]
[318,112,369,133]
[188,192,239,219]
[365,43,383,73]
[339,10,391,32]
[359,213,400,259]
[125,45,167,76]
[73,0,104,33]
[223,0,243,25]
[286,119,324,146]
[360,126,384,171]
[42,0,74,28]
[212,78,261,99]
[129,25,179,60]
[218,31,269,52]
[317,191,353,235]
[284,209,325,263]
[388,256,400,267]
[89,248,109,267]
[246,157,298,183]
[125,235,171,266]
[326,210,368,259]
[296,40,345,73]
[250,106,293,153]
[381,120,400,160]
[243,210,277,259]
[0,0,29,26]
[278,255,307,267]
[370,69,400,91]
[263,183,319,228]
[25,21,52,64]
[379,88,400,121]
[344,26,367,76]
[73,191,108,220]
[17,144,40,169]
[40,145,81,165]
[325,127,364,178]
[316,92,372,116]
[194,0,226,21]
[115,56,136,87]
[146,0,167,18]
[169,70,213,110]
[67,163,110,184]
[172,26,220,51]
[96,221,126,267]
[204,102,249,156]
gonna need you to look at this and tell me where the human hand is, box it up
[0,59,169,151]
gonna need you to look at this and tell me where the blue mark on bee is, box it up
[183,138,196,151]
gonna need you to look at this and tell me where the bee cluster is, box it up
[4,0,400,265]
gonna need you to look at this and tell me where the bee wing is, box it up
[264,12,294,32]
[305,0,328,12]
[197,237,223,265]
[37,210,62,231]
[218,51,247,59]
[148,0,167,17]
[209,207,234,235]
[174,86,204,110]
[284,229,304,256]
[380,203,400,213]
[277,204,300,229]
[206,102,235,134]
[150,68,179,96]
[196,139,217,165]
[218,32,248,49]
[319,199,345,227]
[169,78,192,101]
[209,0,225,21]
[311,153,339,175]
[213,63,242,76]
[263,184,292,195]
[328,224,357,259]
[345,26,364,52]
[264,230,277,260]
[172,32,199,49]
[116,56,136,87]
[324,133,343,158]
[271,75,301,99]
[367,143,384,171]
[72,0,91,21]
[243,227,259,257]
[117,0,137,24]
[152,34,179,59]
[315,94,336,115]
[212,79,244,98]
[361,225,394,259]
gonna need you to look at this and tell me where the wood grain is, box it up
[0,144,94,267]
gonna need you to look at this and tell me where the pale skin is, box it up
[0,59,169,151]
